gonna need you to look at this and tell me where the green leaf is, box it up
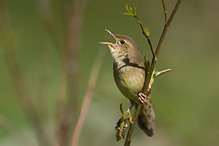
[144,27,150,37]
[126,4,132,13]
[125,4,137,16]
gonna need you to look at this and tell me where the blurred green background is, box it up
[1,0,219,146]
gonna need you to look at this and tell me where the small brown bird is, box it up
[100,29,155,136]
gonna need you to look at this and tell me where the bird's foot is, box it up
[119,103,133,123]
[122,108,133,123]
[138,92,149,104]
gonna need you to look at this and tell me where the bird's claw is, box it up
[138,92,148,104]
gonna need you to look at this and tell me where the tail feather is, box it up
[137,103,155,137]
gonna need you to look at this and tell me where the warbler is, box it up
[100,29,155,136]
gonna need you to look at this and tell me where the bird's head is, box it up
[99,29,140,62]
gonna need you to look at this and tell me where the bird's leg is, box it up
[129,100,135,110]
[121,103,133,123]
[138,92,149,104]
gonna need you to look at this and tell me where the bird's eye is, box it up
[120,40,125,45]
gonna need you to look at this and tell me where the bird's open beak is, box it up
[98,42,113,45]
[99,29,117,45]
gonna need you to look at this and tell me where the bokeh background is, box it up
[0,0,219,146]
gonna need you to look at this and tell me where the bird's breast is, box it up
[113,62,145,103]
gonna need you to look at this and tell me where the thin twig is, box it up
[134,16,155,57]
[124,0,182,145]
[57,70,67,146]
[72,48,106,146]
[162,0,168,23]
[155,0,182,57]
[1,1,50,145]
[4,34,50,146]
[57,0,87,145]
[124,103,142,146]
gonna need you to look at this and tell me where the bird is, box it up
[99,29,155,137]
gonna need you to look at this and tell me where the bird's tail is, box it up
[137,98,155,137]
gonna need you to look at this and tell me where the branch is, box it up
[125,4,155,57]
[57,0,87,145]
[162,0,168,23]
[155,0,182,57]
[134,15,155,57]
[4,27,50,146]
[124,103,142,146]
[72,48,105,146]
[1,1,50,145]
[124,0,182,145]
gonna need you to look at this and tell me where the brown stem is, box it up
[162,0,168,23]
[72,48,105,146]
[155,0,182,57]
[1,1,50,145]
[57,0,87,145]
[124,0,182,145]
[134,16,155,57]
[57,70,67,146]
[124,103,142,146]
[5,40,50,146]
